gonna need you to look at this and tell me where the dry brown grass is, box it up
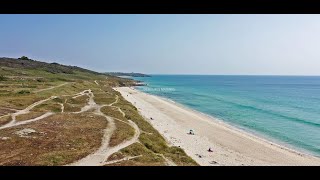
[94,94,116,105]
[3,96,45,110]
[0,115,12,126]
[109,120,135,147]
[101,106,126,121]
[66,95,88,106]
[63,103,81,113]
[32,101,62,113]
[0,64,198,166]
[0,108,15,116]
[15,112,46,122]
[0,112,108,166]
[105,143,165,166]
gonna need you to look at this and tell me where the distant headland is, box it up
[104,72,151,77]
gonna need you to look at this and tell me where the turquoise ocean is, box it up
[132,75,320,157]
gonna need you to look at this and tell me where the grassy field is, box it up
[0,57,197,166]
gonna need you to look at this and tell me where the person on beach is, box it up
[189,129,194,135]
[208,147,213,152]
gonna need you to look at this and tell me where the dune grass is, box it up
[106,142,166,166]
[0,64,197,166]
[109,120,135,147]
[108,92,198,166]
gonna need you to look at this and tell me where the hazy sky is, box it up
[1,14,320,75]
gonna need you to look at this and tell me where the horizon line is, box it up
[130,73,320,77]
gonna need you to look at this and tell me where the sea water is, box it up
[132,75,320,157]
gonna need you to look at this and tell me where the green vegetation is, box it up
[18,56,30,60]
[0,57,197,166]
[0,75,6,81]
[108,95,198,166]
[104,72,151,77]
[17,90,30,94]
[109,120,135,147]
[106,143,165,166]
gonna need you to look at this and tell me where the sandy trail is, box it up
[109,95,119,106]
[0,89,92,130]
[71,89,90,99]
[157,153,177,166]
[0,112,54,130]
[59,103,64,113]
[0,96,57,129]
[33,82,69,93]
[115,87,320,166]
[73,90,97,114]
[0,85,176,166]
[94,80,99,86]
[101,120,140,163]
[104,155,142,165]
[69,90,141,166]
[0,114,12,119]
[70,114,140,165]
[69,110,116,166]
[0,107,19,112]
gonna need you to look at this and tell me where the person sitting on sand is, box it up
[189,129,194,135]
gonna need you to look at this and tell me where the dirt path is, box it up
[0,86,175,166]
[0,112,54,130]
[73,90,97,114]
[109,95,119,106]
[1,87,143,166]
[104,155,142,165]
[113,106,125,117]
[59,103,64,113]
[0,89,91,130]
[33,82,69,93]
[70,92,142,166]
[0,96,57,129]
[157,153,177,166]
[69,108,116,166]
[94,80,99,86]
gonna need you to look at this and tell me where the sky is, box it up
[1,14,320,75]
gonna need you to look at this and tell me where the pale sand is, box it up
[115,87,320,166]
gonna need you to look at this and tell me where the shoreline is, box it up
[152,94,317,158]
[115,87,320,166]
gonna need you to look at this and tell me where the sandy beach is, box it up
[115,87,320,166]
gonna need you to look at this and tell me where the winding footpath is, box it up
[33,82,69,93]
[0,84,173,166]
[0,96,57,130]
[69,91,141,166]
